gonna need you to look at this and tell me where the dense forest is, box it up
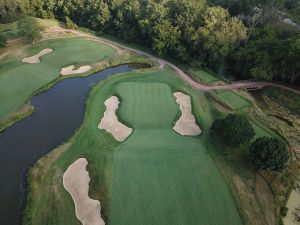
[0,0,300,83]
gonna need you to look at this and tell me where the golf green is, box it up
[0,37,116,121]
[108,82,243,225]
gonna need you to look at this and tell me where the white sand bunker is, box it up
[63,158,105,225]
[22,48,53,63]
[173,92,201,136]
[98,96,132,141]
[61,65,92,76]
[283,181,300,225]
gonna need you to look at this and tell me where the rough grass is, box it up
[213,90,252,110]
[0,37,116,121]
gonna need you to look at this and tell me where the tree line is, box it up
[0,0,300,83]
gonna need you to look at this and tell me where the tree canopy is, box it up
[210,114,255,147]
[249,137,289,171]
[17,17,44,43]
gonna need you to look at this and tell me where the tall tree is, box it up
[249,137,289,171]
[210,114,255,147]
[195,6,247,63]
[281,36,300,82]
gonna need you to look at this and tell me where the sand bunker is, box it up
[173,92,201,136]
[22,48,53,63]
[61,65,92,76]
[283,179,300,225]
[63,158,105,225]
[98,96,132,141]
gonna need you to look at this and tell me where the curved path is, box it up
[7,26,300,95]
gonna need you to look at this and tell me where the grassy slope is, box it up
[25,67,249,225]
[212,90,251,111]
[188,68,219,84]
[0,37,116,121]
[108,81,243,225]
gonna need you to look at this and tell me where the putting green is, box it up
[0,38,116,121]
[108,82,243,225]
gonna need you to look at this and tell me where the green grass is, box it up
[109,81,243,225]
[0,37,116,121]
[188,68,219,84]
[214,90,251,110]
[25,68,244,225]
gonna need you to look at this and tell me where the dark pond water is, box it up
[0,64,140,225]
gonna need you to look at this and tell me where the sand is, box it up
[98,96,132,141]
[63,158,105,225]
[173,92,201,136]
[283,178,300,225]
[22,48,53,63]
[61,65,92,76]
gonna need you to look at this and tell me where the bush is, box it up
[249,137,289,171]
[0,34,7,48]
[280,206,288,217]
[17,17,43,44]
[210,114,255,147]
[65,17,78,30]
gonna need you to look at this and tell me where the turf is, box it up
[25,68,244,225]
[0,37,116,121]
[188,68,219,84]
[215,90,251,110]
[25,67,276,225]
[108,82,243,225]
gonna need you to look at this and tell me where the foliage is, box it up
[20,0,246,65]
[249,136,289,171]
[65,17,77,29]
[17,17,43,43]
[210,114,255,147]
[0,33,7,48]
[231,27,300,82]
[0,0,28,23]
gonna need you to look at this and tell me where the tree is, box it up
[152,20,181,56]
[17,17,44,44]
[0,34,7,48]
[195,6,247,63]
[249,137,289,171]
[281,36,300,82]
[210,114,255,147]
[0,0,28,23]
[86,0,111,31]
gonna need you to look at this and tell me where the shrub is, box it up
[17,17,43,44]
[0,34,7,48]
[210,114,255,147]
[65,17,78,30]
[249,137,289,171]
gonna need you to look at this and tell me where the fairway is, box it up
[108,82,243,225]
[214,90,251,110]
[0,38,116,121]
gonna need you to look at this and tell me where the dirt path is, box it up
[10,26,300,94]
